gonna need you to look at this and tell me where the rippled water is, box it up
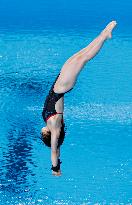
[0,1,132,204]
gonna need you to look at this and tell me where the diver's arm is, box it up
[51,129,61,176]
[51,132,59,166]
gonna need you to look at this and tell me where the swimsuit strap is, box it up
[45,112,63,122]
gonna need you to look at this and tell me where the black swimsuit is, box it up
[42,74,64,122]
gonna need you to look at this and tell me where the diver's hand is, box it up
[52,170,61,176]
[51,158,62,176]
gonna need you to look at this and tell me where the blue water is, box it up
[0,0,132,204]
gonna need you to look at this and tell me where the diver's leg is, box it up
[65,22,116,64]
[54,21,117,93]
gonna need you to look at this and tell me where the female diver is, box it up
[41,21,117,176]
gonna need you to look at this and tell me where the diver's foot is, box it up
[101,21,117,39]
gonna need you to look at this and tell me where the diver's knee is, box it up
[75,55,86,64]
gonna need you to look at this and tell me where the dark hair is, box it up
[41,123,66,148]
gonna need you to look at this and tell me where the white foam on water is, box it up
[26,106,43,111]
[65,103,132,124]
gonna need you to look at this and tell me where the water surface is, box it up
[0,0,132,204]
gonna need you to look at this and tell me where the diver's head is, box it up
[41,124,65,148]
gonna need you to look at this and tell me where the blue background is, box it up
[0,0,132,204]
[0,0,132,31]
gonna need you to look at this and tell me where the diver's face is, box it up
[41,127,50,138]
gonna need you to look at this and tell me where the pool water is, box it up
[0,0,132,204]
